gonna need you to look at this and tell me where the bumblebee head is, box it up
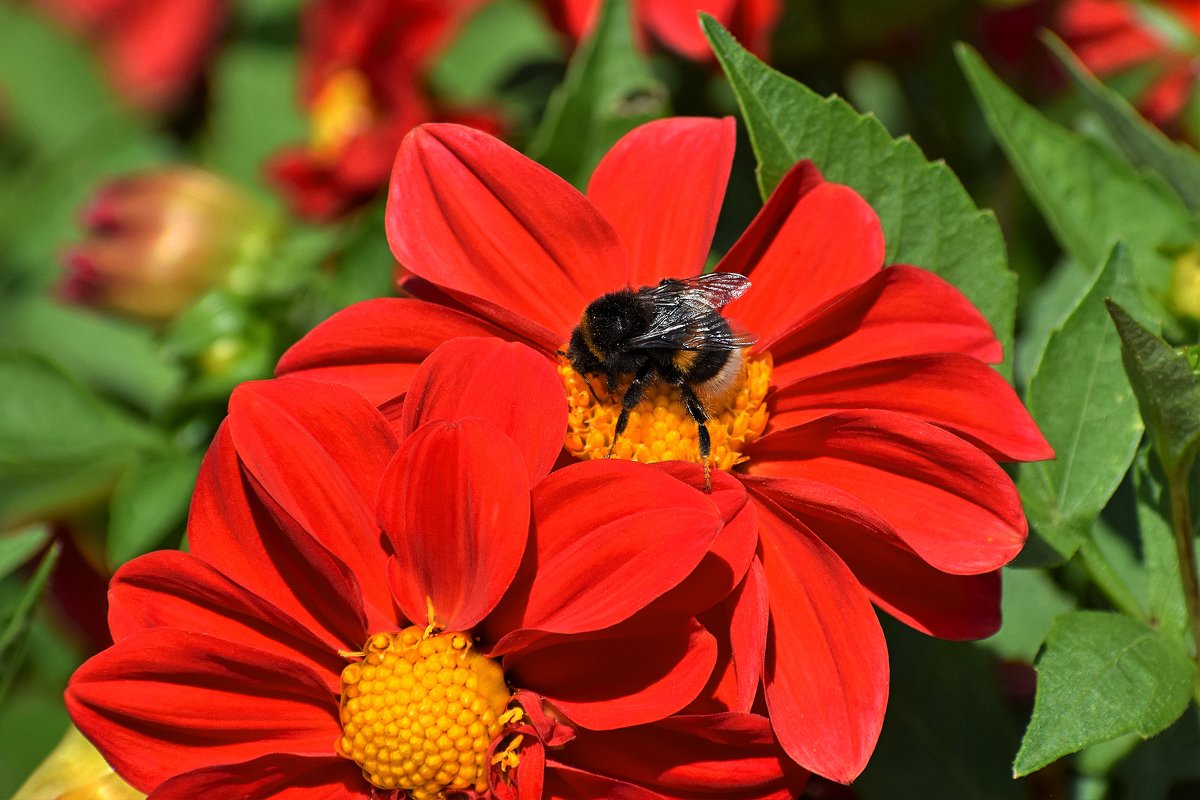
[580,291,645,356]
[566,325,603,373]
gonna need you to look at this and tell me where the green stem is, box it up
[1166,469,1200,667]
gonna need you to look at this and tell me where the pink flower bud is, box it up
[59,168,273,322]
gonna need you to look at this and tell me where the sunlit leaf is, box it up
[1014,611,1196,776]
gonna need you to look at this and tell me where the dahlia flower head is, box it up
[273,116,1053,783]
[67,339,806,798]
[266,0,495,221]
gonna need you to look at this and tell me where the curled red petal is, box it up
[768,353,1052,462]
[188,423,369,650]
[107,551,347,692]
[66,629,339,794]
[743,473,1002,639]
[400,337,566,483]
[276,298,509,406]
[587,117,735,286]
[150,754,362,800]
[747,410,1028,575]
[485,460,722,640]
[637,463,758,623]
[754,496,888,784]
[553,712,807,800]
[720,161,884,344]
[228,378,396,622]
[505,618,717,730]
[387,123,626,340]
[690,556,769,714]
[765,265,1002,384]
[381,419,530,632]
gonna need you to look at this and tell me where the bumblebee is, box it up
[564,272,758,490]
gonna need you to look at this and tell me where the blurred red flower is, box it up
[1058,0,1200,125]
[542,0,780,61]
[278,118,1052,782]
[266,0,496,222]
[67,339,804,798]
[30,0,226,113]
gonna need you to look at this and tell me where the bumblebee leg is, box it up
[677,384,712,492]
[608,363,655,458]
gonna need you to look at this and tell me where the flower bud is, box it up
[13,724,144,800]
[60,167,274,322]
[1169,244,1200,321]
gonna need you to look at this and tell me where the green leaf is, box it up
[0,298,183,414]
[0,544,60,704]
[430,0,560,106]
[1014,610,1196,776]
[0,352,161,526]
[0,352,159,464]
[108,451,203,568]
[1135,453,1192,641]
[1017,245,1145,558]
[857,620,1025,800]
[1112,708,1200,800]
[703,18,1016,375]
[1044,34,1200,212]
[980,568,1077,663]
[203,42,307,195]
[526,0,669,188]
[0,528,50,582]
[0,5,120,150]
[1108,300,1200,476]
[957,44,1198,318]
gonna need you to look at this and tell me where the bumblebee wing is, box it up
[645,272,752,310]
[625,273,755,351]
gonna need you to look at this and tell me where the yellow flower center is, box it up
[336,627,511,797]
[559,352,772,471]
[310,68,377,160]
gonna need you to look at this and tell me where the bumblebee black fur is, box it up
[564,274,757,491]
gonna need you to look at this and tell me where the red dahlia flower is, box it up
[30,0,226,113]
[542,0,780,62]
[266,0,494,221]
[277,118,1052,782]
[1057,0,1200,126]
[67,338,804,799]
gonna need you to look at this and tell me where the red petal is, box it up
[150,755,361,800]
[814,514,1004,639]
[188,424,369,650]
[754,496,887,784]
[746,410,1028,574]
[637,464,759,623]
[228,379,396,623]
[746,476,1003,639]
[768,354,1052,462]
[642,0,738,60]
[720,161,884,344]
[66,629,339,793]
[485,460,722,642]
[544,765,660,800]
[276,298,509,406]
[400,337,566,483]
[381,419,530,631]
[387,124,626,341]
[766,265,1002,384]
[505,618,717,729]
[587,117,735,286]
[691,557,769,714]
[554,712,807,800]
[107,551,347,692]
